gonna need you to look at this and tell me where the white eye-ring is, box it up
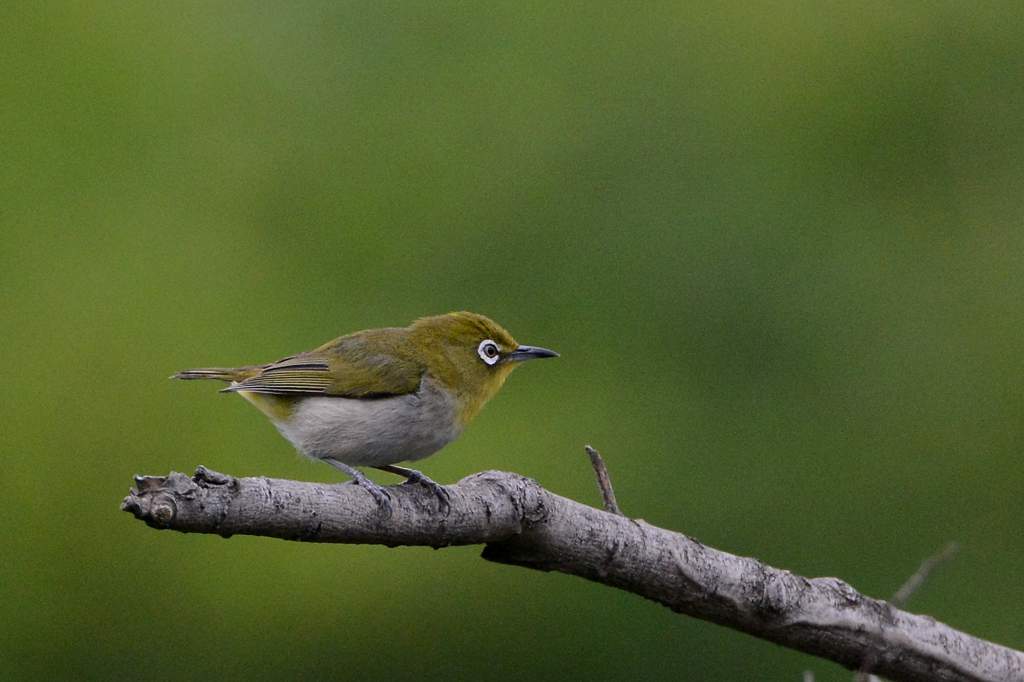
[477,339,501,365]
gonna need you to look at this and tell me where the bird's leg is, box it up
[323,458,392,517]
[375,464,451,515]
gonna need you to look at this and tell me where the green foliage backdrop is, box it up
[3,3,1023,679]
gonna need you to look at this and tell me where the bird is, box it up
[172,311,558,512]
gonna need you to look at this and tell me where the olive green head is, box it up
[409,311,558,424]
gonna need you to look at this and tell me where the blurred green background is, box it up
[3,2,1023,679]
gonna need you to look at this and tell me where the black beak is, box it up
[504,345,560,363]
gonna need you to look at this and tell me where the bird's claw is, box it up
[321,458,393,517]
[403,470,451,515]
[348,473,393,517]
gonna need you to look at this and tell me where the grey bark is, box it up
[121,466,1024,682]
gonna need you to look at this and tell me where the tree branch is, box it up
[121,466,1023,682]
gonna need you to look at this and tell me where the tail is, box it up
[171,366,254,382]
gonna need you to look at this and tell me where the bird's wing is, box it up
[223,334,424,398]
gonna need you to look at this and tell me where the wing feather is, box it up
[222,331,424,398]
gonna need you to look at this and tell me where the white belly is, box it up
[268,377,462,467]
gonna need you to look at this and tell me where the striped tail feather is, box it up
[171,367,252,382]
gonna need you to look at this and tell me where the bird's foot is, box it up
[349,471,393,517]
[324,458,392,517]
[402,469,451,515]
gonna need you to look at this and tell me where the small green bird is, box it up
[173,312,558,510]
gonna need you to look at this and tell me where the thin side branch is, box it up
[892,542,960,608]
[585,444,622,515]
[121,467,1024,682]
[856,541,962,682]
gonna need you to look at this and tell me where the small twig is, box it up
[585,444,623,516]
[891,541,959,608]
[854,541,960,681]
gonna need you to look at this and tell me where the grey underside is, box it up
[268,376,462,467]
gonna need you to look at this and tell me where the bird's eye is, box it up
[477,339,501,365]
